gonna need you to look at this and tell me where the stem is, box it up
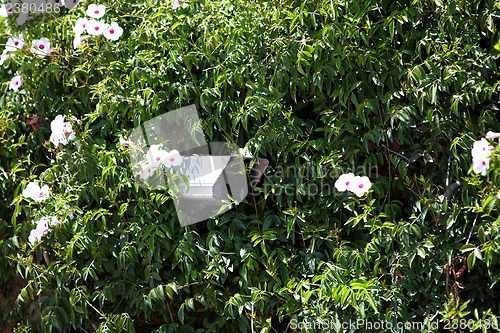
[465,213,478,245]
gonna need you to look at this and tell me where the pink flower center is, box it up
[156,157,161,161]
[8,8,12,12]
[39,192,44,196]
[14,41,18,46]
[110,29,115,34]
[39,44,45,49]
[83,24,86,28]
[95,26,100,31]
[482,161,486,165]
[95,10,99,14]
[169,158,175,162]
[359,184,364,189]
[345,181,350,186]
[15,81,18,85]
[65,131,70,136]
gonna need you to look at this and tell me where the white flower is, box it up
[86,19,109,36]
[102,22,124,41]
[145,145,184,168]
[335,173,356,192]
[28,227,45,245]
[50,114,65,129]
[0,50,13,66]
[147,145,170,167]
[86,4,105,18]
[23,181,50,203]
[28,216,59,246]
[471,138,493,159]
[172,0,187,10]
[65,0,79,9]
[162,149,183,167]
[485,131,500,140]
[473,155,490,176]
[9,75,21,91]
[50,115,75,146]
[139,162,158,180]
[349,176,372,197]
[37,216,59,230]
[0,1,19,16]
[30,38,52,58]
[5,35,24,51]
[73,17,88,36]
[139,146,184,179]
[0,4,9,17]
[73,36,82,49]
[47,0,64,7]
[471,138,493,176]
[238,146,253,158]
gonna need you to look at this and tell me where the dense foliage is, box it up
[1,0,500,331]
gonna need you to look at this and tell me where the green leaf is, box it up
[478,226,485,243]
[178,304,185,324]
[460,244,476,253]
[365,292,378,313]
[467,252,476,272]
[474,248,483,261]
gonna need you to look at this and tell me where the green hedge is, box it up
[1,0,500,332]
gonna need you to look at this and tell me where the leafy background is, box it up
[1,0,500,331]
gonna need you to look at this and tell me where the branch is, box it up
[265,37,305,43]
[381,144,411,163]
